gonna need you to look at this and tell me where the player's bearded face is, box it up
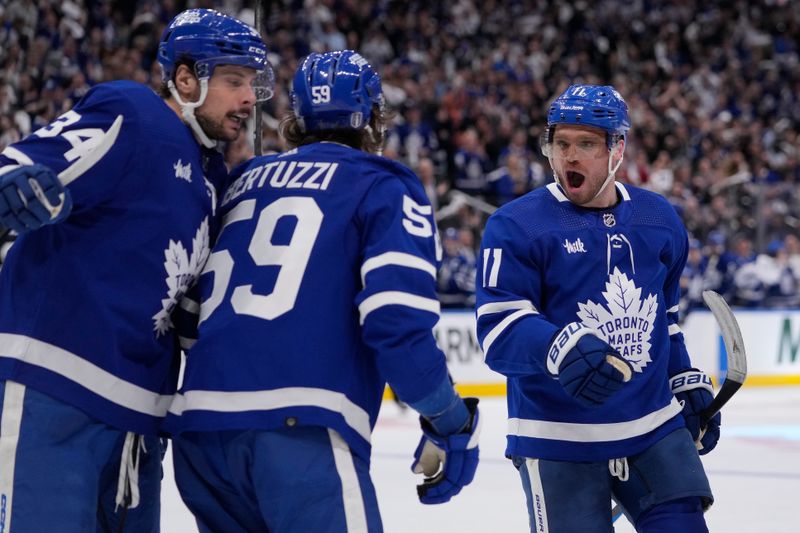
[550,125,618,208]
[196,66,258,142]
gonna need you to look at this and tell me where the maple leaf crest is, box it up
[576,267,658,373]
[152,217,211,337]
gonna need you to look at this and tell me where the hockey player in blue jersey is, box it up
[0,9,273,532]
[165,50,481,533]
[476,84,721,533]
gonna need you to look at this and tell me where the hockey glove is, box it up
[670,369,721,455]
[0,164,72,234]
[547,322,632,407]
[411,397,480,504]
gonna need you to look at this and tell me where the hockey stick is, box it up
[253,0,265,156]
[612,290,748,522]
[697,289,748,427]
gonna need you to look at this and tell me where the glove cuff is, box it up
[547,322,603,375]
[669,368,713,395]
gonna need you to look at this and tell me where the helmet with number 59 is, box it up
[291,50,384,132]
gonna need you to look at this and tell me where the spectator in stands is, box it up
[437,227,477,308]
[452,127,491,195]
[4,0,800,307]
[680,238,709,319]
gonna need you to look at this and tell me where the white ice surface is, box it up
[161,387,800,532]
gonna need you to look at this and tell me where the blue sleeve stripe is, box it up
[358,291,440,325]
[476,299,538,319]
[169,387,372,442]
[360,251,437,286]
[1,146,34,165]
[0,333,172,417]
[481,309,538,356]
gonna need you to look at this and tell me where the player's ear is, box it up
[173,64,200,101]
[611,139,625,163]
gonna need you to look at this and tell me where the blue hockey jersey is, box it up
[166,142,449,462]
[476,182,690,461]
[0,81,224,435]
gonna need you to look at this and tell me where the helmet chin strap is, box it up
[168,79,216,148]
[548,144,625,205]
[591,145,624,203]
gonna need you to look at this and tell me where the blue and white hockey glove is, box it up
[0,164,72,234]
[670,369,721,455]
[547,322,632,407]
[411,397,480,504]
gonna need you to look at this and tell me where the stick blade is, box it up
[702,290,747,384]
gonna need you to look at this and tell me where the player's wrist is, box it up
[409,377,469,436]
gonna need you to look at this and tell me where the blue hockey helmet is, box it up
[291,50,383,131]
[546,84,630,147]
[158,9,273,101]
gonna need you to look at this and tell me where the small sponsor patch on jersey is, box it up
[174,159,192,182]
[563,237,586,254]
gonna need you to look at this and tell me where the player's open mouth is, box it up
[228,113,247,128]
[566,171,585,189]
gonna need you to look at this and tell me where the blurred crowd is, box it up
[2,0,800,313]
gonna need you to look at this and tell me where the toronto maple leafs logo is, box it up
[151,217,211,336]
[576,267,658,372]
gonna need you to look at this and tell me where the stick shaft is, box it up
[253,0,264,156]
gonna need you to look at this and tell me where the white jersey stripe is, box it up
[0,381,27,533]
[360,252,437,287]
[1,146,34,165]
[668,323,681,336]
[328,429,369,532]
[615,181,631,201]
[508,398,683,442]
[0,164,21,177]
[476,299,538,319]
[667,304,680,314]
[169,387,372,443]
[0,334,172,417]
[481,309,538,356]
[358,291,440,325]
[546,182,568,202]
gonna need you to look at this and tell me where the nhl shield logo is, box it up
[603,213,616,227]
